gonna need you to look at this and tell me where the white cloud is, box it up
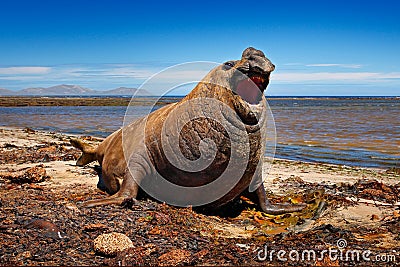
[148,70,211,82]
[0,66,51,75]
[56,65,157,80]
[283,63,303,66]
[376,72,400,79]
[100,67,156,79]
[273,72,400,82]
[306,63,363,69]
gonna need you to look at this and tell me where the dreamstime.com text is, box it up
[256,239,397,263]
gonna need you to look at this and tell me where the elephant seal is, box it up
[71,47,305,214]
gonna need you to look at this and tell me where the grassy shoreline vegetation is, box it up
[0,96,399,107]
[0,96,184,107]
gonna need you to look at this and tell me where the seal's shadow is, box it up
[195,198,257,218]
[93,165,109,194]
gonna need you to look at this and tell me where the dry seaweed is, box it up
[0,165,51,184]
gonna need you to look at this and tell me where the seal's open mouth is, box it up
[235,73,269,104]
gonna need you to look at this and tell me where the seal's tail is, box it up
[70,138,97,166]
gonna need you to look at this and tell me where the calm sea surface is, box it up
[1,97,399,168]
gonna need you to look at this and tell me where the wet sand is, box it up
[0,127,399,265]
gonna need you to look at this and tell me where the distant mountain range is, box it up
[0,85,152,96]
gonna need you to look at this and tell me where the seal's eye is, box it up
[223,61,235,70]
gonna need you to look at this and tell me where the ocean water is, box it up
[1,97,399,168]
[269,97,399,168]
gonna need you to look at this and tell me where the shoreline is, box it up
[1,127,399,265]
[1,125,397,171]
[1,95,399,107]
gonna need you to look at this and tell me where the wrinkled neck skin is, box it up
[183,65,267,130]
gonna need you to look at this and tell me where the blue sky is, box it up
[0,0,399,95]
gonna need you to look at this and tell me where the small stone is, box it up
[16,251,32,260]
[93,232,133,257]
[158,249,191,266]
[84,223,107,232]
[65,203,81,214]
[25,219,60,232]
[38,146,57,153]
[24,127,36,133]
[371,214,380,221]
[236,243,250,249]
[24,219,63,239]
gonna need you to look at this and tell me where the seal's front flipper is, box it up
[82,169,140,208]
[83,195,129,208]
[253,184,307,215]
[70,138,97,166]
[82,183,139,207]
[261,199,307,215]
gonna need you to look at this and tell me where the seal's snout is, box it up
[243,46,275,74]
[232,47,275,104]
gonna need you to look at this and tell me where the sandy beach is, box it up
[1,127,399,265]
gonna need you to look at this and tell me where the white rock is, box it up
[93,232,133,256]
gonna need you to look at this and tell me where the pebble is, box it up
[158,249,191,266]
[93,232,134,257]
[24,219,64,239]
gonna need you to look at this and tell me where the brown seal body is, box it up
[71,47,305,214]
